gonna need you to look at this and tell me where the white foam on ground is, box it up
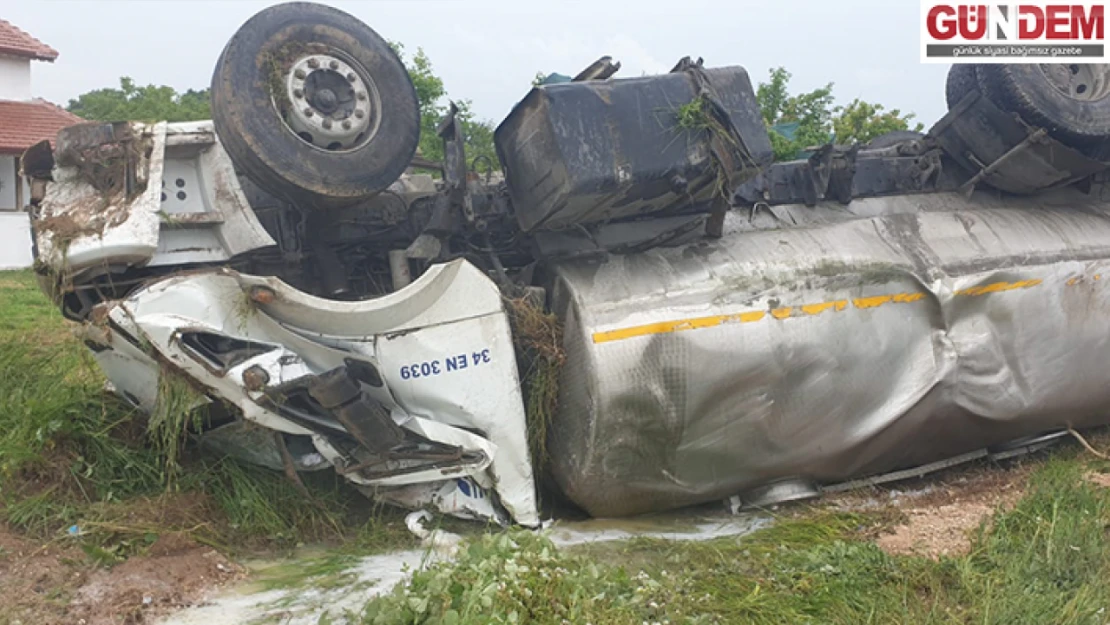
[159,512,769,625]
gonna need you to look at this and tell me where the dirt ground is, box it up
[1085,471,1110,489]
[0,529,242,625]
[827,459,1034,559]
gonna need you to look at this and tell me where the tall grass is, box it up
[0,270,366,554]
[147,368,208,484]
[194,459,351,544]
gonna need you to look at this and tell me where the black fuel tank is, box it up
[495,66,772,232]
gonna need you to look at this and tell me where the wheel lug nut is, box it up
[307,58,320,69]
[346,72,357,82]
[294,69,306,80]
[329,60,339,70]
[322,119,333,129]
[303,108,314,117]
[354,109,365,119]
[342,120,351,129]
[293,88,304,98]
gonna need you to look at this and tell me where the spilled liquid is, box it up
[158,510,770,625]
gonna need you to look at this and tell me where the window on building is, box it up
[0,156,25,212]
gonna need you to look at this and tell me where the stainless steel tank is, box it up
[550,186,1110,517]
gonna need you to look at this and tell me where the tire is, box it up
[864,130,925,150]
[945,63,979,109]
[975,64,1110,146]
[210,2,420,207]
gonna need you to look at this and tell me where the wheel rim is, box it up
[1039,63,1110,102]
[281,50,381,151]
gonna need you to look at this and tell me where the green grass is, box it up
[362,455,1110,625]
[363,531,652,625]
[147,368,208,484]
[674,95,716,133]
[0,272,61,335]
[0,269,400,560]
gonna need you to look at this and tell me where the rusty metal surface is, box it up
[550,183,1110,518]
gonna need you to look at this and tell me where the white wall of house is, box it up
[0,212,32,270]
[0,55,32,101]
[0,155,33,269]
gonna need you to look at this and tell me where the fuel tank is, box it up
[495,66,772,232]
[549,185,1110,517]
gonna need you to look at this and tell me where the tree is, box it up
[757,68,835,161]
[67,77,210,122]
[452,100,499,174]
[390,43,499,169]
[755,67,922,161]
[832,99,924,145]
[393,43,447,162]
[67,46,500,170]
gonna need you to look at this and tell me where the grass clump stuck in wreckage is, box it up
[674,94,715,133]
[147,367,208,485]
[0,270,376,559]
[504,294,565,481]
[672,93,746,200]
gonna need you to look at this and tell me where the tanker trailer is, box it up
[509,61,1110,516]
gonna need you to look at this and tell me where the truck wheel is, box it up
[976,64,1110,146]
[211,2,420,206]
[945,63,979,109]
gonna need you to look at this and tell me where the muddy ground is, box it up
[0,455,1063,624]
[0,529,241,625]
[828,459,1034,559]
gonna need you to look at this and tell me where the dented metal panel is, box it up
[153,121,276,266]
[33,121,275,277]
[233,260,539,525]
[88,259,539,526]
[550,185,1110,518]
[36,122,166,273]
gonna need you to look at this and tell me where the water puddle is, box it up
[159,511,770,625]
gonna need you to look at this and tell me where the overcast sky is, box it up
[4,0,950,128]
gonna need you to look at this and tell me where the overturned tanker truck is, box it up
[23,2,1110,525]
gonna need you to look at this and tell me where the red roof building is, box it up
[0,99,82,155]
[0,18,81,221]
[0,19,79,157]
[0,18,58,62]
